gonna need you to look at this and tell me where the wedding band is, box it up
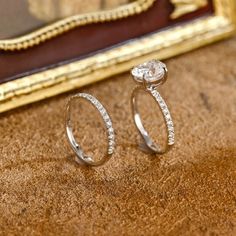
[131,60,175,154]
[65,93,115,166]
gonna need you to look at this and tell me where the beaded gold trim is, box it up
[0,0,155,51]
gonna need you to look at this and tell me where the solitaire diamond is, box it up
[130,60,174,153]
[131,60,167,83]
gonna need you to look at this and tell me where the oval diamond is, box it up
[131,60,167,83]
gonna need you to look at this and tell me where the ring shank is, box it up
[65,94,114,166]
[131,86,174,154]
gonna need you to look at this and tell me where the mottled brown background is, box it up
[0,36,236,236]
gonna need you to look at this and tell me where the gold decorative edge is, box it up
[0,0,235,113]
[0,0,155,51]
[170,0,208,19]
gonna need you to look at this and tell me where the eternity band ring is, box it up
[131,60,175,154]
[65,93,115,166]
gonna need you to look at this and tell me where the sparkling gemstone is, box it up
[163,108,169,115]
[167,122,173,128]
[168,139,175,145]
[131,60,166,83]
[108,127,114,133]
[109,140,115,146]
[108,147,114,155]
[108,134,114,140]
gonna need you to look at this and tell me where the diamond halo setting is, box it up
[131,60,167,84]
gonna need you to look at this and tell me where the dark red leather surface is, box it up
[0,0,213,83]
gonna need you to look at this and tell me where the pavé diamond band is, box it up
[66,93,115,166]
[131,60,174,154]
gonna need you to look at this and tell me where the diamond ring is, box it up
[131,60,174,154]
[65,93,115,166]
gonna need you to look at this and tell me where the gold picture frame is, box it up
[0,0,235,113]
